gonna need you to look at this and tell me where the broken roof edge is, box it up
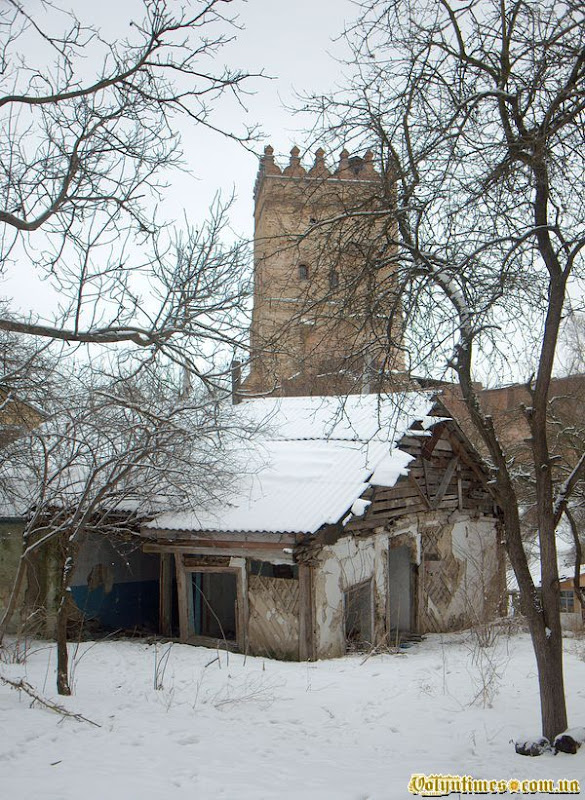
[141,393,467,538]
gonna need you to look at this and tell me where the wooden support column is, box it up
[431,456,459,509]
[240,561,249,656]
[298,564,315,661]
[159,553,173,637]
[174,552,189,642]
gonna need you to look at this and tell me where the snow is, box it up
[2,630,584,799]
[350,498,371,517]
[370,447,414,487]
[145,392,436,535]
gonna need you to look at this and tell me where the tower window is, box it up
[329,270,339,289]
[298,263,309,280]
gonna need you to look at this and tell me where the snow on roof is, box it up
[145,392,438,536]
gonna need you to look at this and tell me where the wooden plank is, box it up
[421,422,446,459]
[143,529,297,544]
[408,473,432,509]
[174,552,189,642]
[431,456,459,509]
[445,429,496,497]
[183,555,231,568]
[372,484,425,502]
[368,496,428,514]
[236,566,246,654]
[144,541,296,560]
[183,565,240,574]
[298,564,315,661]
[240,562,249,656]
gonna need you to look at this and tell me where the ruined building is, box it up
[242,146,405,397]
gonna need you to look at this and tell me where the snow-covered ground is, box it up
[1,628,584,799]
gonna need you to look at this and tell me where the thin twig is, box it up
[0,675,101,727]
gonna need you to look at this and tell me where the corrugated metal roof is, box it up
[145,392,437,536]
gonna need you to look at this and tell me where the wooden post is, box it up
[298,565,315,661]
[174,553,189,642]
[239,561,249,655]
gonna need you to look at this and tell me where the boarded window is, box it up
[344,580,373,651]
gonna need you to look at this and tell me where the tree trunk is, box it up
[56,594,71,696]
[56,535,76,696]
[530,622,567,742]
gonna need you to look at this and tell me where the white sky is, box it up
[177,0,358,237]
[3,0,358,312]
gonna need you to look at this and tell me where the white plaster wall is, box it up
[447,514,500,628]
[313,533,388,659]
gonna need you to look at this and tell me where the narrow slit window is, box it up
[329,270,339,289]
[298,263,309,280]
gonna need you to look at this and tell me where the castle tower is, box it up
[243,145,403,397]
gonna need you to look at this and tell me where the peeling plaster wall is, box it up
[312,513,500,658]
[70,532,159,631]
[313,533,388,659]
[419,513,500,633]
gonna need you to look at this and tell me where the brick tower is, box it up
[242,145,403,397]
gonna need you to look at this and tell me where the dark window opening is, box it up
[329,270,340,290]
[249,560,298,579]
[298,263,309,280]
[344,580,373,651]
[560,590,575,613]
[309,216,318,226]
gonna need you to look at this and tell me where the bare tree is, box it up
[302,0,585,742]
[0,363,251,694]
[0,0,255,373]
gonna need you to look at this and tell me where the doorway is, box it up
[191,571,237,642]
[388,545,412,632]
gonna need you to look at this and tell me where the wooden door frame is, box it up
[174,554,247,652]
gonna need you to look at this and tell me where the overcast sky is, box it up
[3,0,358,313]
[179,0,358,237]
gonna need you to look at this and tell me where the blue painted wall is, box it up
[70,580,159,631]
[70,532,160,632]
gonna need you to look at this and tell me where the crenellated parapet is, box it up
[254,144,380,199]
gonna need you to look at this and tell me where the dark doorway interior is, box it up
[388,545,412,632]
[191,572,237,641]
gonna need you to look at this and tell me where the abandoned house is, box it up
[131,148,501,658]
[139,392,504,659]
